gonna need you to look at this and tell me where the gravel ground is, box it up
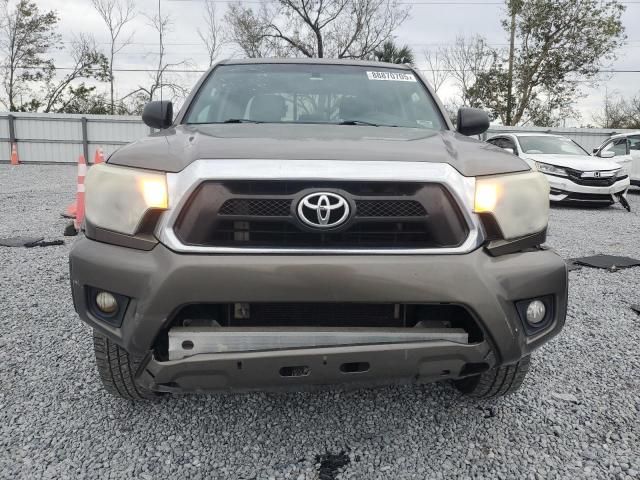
[1,164,639,480]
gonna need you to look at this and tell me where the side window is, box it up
[613,138,629,156]
[503,137,517,151]
[628,135,640,151]
[603,138,628,156]
[487,138,501,146]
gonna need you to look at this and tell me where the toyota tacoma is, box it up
[69,59,567,400]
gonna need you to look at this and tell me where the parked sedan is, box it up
[592,131,640,187]
[486,133,630,206]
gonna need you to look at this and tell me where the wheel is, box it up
[454,355,531,398]
[93,331,159,400]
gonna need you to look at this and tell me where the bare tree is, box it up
[422,47,449,92]
[592,89,640,129]
[121,8,188,111]
[42,34,109,112]
[440,35,496,107]
[225,0,409,59]
[91,0,136,114]
[198,0,224,68]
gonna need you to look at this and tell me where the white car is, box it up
[486,133,630,206]
[592,131,640,187]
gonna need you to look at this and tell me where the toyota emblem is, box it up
[297,192,350,229]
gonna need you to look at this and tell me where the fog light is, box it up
[526,300,546,324]
[95,291,118,314]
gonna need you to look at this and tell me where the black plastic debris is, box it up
[572,255,640,271]
[631,305,640,316]
[0,236,44,247]
[0,236,64,248]
[316,452,350,480]
[26,239,64,248]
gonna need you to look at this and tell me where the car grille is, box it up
[218,198,427,218]
[173,181,468,250]
[566,168,626,187]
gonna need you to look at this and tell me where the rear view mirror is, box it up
[456,108,489,136]
[502,147,514,154]
[142,101,173,129]
[599,150,615,158]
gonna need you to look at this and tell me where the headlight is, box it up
[474,171,549,240]
[535,162,567,177]
[85,164,168,235]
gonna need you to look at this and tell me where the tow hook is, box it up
[616,193,631,212]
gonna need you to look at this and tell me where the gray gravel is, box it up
[1,164,639,480]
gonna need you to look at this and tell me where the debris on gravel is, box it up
[1,166,639,479]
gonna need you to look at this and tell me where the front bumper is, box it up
[70,239,568,392]
[546,174,630,203]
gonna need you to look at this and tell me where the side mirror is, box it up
[142,101,173,129]
[502,147,515,154]
[456,107,489,136]
[599,150,615,158]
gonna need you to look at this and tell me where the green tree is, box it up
[373,40,414,65]
[0,0,60,111]
[460,0,625,126]
[42,34,110,112]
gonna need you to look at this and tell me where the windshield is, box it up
[184,63,445,130]
[517,136,588,155]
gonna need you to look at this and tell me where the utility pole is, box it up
[506,0,520,126]
[158,0,163,103]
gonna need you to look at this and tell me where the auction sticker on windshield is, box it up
[366,71,416,82]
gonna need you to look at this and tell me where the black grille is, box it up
[566,168,625,187]
[219,199,291,216]
[210,219,431,248]
[219,198,426,218]
[356,200,426,217]
[565,192,615,202]
[174,181,469,249]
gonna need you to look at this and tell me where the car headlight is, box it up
[535,162,567,177]
[474,171,549,240]
[85,164,168,235]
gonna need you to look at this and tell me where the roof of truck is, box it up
[217,58,413,69]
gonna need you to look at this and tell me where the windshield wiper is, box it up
[338,120,398,127]
[222,118,263,123]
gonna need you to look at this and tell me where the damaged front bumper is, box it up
[70,238,568,393]
[547,175,630,204]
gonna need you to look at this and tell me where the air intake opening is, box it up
[340,362,370,373]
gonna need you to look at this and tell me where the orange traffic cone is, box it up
[94,147,105,164]
[62,202,77,219]
[10,143,19,165]
[74,154,87,230]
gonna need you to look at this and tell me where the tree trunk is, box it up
[316,28,323,58]
[506,4,517,126]
[110,43,115,115]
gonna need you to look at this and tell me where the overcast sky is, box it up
[39,0,640,125]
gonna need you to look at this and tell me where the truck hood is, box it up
[523,153,622,171]
[108,123,530,177]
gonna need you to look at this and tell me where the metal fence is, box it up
[0,111,637,164]
[0,112,151,164]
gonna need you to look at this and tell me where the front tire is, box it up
[93,332,159,400]
[454,355,531,398]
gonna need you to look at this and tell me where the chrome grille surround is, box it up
[156,159,483,254]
